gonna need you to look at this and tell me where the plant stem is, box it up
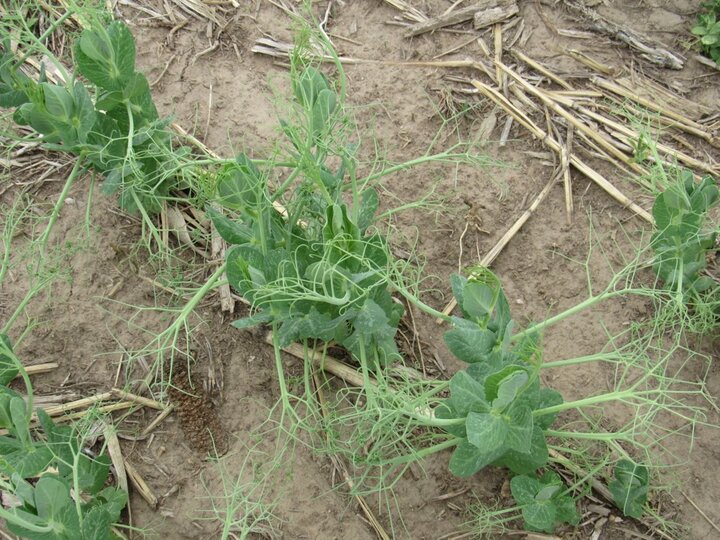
[512,288,650,341]
[374,438,459,467]
[534,389,633,417]
[1,275,54,336]
[0,506,54,534]
[394,286,452,322]
[542,352,623,369]
[364,152,471,184]
[545,429,629,442]
[38,158,85,254]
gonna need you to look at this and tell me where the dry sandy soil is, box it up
[1,1,720,539]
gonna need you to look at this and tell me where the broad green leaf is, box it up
[443,327,497,363]
[5,445,54,478]
[466,411,507,453]
[353,299,388,335]
[96,486,128,523]
[486,367,528,408]
[293,67,328,108]
[9,396,30,446]
[462,281,496,320]
[217,155,263,212]
[511,472,577,533]
[276,308,337,345]
[75,21,136,91]
[521,500,556,533]
[609,459,649,518]
[493,425,549,474]
[450,274,467,310]
[72,81,96,144]
[504,404,534,453]
[510,475,539,504]
[77,453,111,495]
[0,333,18,385]
[530,387,564,429]
[42,83,74,122]
[81,505,113,540]
[448,370,490,417]
[206,206,253,245]
[448,438,504,477]
[232,311,273,329]
[34,476,73,521]
[311,88,337,136]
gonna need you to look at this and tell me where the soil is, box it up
[1,1,719,539]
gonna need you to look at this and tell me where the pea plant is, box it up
[650,170,718,318]
[0,337,127,539]
[692,0,720,65]
[317,257,708,533]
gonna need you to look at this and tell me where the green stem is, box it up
[39,158,85,254]
[1,341,34,423]
[0,506,54,534]
[130,190,166,253]
[534,390,633,417]
[373,438,459,467]
[72,448,84,526]
[512,288,649,341]
[541,352,623,369]
[271,326,296,419]
[1,275,53,336]
[364,153,469,184]
[545,429,629,442]
[394,286,452,323]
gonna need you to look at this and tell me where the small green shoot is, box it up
[510,472,579,533]
[609,459,650,519]
[692,1,720,65]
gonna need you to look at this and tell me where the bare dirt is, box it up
[2,1,720,539]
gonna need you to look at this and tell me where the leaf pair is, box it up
[510,472,579,533]
[651,173,719,294]
[437,364,562,477]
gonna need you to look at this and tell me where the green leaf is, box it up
[521,499,556,533]
[77,453,111,495]
[448,438,505,477]
[80,505,113,540]
[443,327,497,363]
[493,425,549,474]
[216,155,263,212]
[609,459,649,518]
[311,88,337,137]
[0,333,19,385]
[485,367,528,408]
[96,486,128,523]
[276,307,337,345]
[504,404,534,453]
[72,81,96,144]
[509,475,539,504]
[466,411,507,453]
[462,281,496,319]
[206,206,253,245]
[75,21,136,91]
[5,445,54,478]
[448,370,491,417]
[511,472,578,533]
[9,396,30,446]
[293,67,328,108]
[232,311,273,329]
